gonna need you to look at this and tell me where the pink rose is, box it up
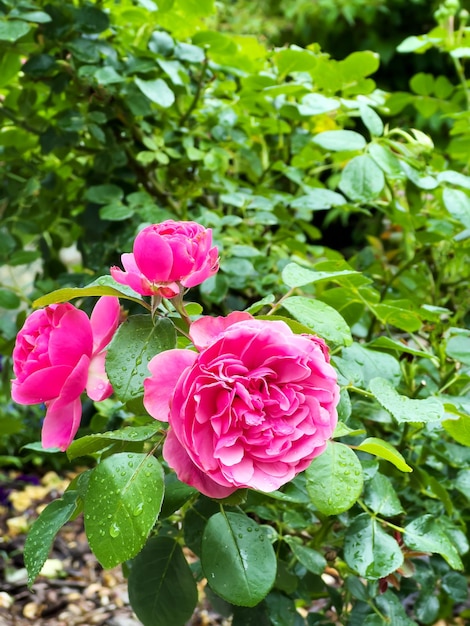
[11,297,121,451]
[143,313,339,498]
[110,220,219,298]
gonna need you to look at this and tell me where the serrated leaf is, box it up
[404,515,463,570]
[344,513,404,580]
[356,437,412,473]
[24,491,79,586]
[306,441,363,515]
[84,453,164,568]
[282,296,352,346]
[369,378,444,423]
[363,473,403,516]
[128,536,198,626]
[67,423,162,461]
[201,512,276,607]
[106,316,176,403]
[283,537,326,574]
[334,343,401,388]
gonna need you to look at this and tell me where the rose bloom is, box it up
[110,220,219,298]
[143,312,339,498]
[11,297,120,451]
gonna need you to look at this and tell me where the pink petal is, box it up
[86,351,113,401]
[90,296,121,354]
[134,229,174,282]
[163,429,236,499]
[48,308,93,366]
[11,365,74,404]
[189,312,253,350]
[42,396,83,451]
[143,349,197,421]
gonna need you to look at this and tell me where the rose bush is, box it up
[11,296,120,450]
[110,220,219,298]
[143,312,340,498]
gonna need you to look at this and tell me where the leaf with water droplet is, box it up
[344,513,404,580]
[84,452,164,568]
[404,515,463,570]
[67,422,161,461]
[201,512,276,607]
[106,315,177,405]
[25,490,79,587]
[306,441,364,515]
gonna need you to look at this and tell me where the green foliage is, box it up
[3,0,470,624]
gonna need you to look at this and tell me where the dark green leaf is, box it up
[24,491,79,586]
[201,512,276,607]
[369,378,444,423]
[344,513,404,580]
[282,296,352,346]
[128,536,198,626]
[404,515,463,570]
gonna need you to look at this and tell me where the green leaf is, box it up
[84,453,164,568]
[283,537,326,575]
[0,288,21,309]
[273,48,316,76]
[404,515,463,570]
[281,262,358,288]
[443,188,470,229]
[128,536,198,626]
[0,51,22,88]
[359,104,384,137]
[368,143,403,179]
[106,316,176,404]
[344,513,404,580]
[446,334,470,365]
[334,343,401,388]
[85,184,123,205]
[373,302,422,332]
[369,378,444,423]
[24,491,79,586]
[363,473,403,516]
[356,437,412,473]
[313,130,366,152]
[443,413,470,446]
[339,155,385,202]
[290,188,347,212]
[135,77,175,107]
[201,512,276,607]
[32,284,143,308]
[298,93,339,116]
[410,72,434,96]
[94,66,123,84]
[15,10,52,23]
[0,19,31,42]
[99,202,135,221]
[367,336,433,359]
[67,423,162,461]
[282,296,352,346]
[305,441,363,515]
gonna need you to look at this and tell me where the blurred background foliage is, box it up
[1,0,470,623]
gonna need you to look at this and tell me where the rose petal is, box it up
[48,307,93,366]
[163,429,236,499]
[42,396,83,451]
[143,349,197,421]
[190,311,253,350]
[134,227,174,283]
[86,351,113,401]
[90,296,121,354]
[11,365,75,404]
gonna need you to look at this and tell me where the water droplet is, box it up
[110,522,121,538]
[238,533,243,538]
[247,526,252,532]
[133,502,144,517]
[144,471,151,478]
